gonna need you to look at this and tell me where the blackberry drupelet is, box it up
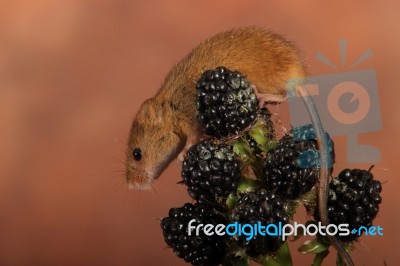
[196,66,258,138]
[262,127,335,200]
[314,168,383,242]
[232,189,289,257]
[182,139,241,201]
[161,202,227,266]
[248,137,262,155]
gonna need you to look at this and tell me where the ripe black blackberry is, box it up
[231,189,289,257]
[262,126,335,200]
[161,202,227,266]
[196,66,258,138]
[182,139,241,201]
[314,168,383,242]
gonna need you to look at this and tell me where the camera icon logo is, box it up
[287,39,382,164]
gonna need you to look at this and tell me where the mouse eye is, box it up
[133,148,142,161]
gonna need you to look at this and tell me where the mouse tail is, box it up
[297,86,355,266]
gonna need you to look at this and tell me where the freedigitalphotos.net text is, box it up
[187,220,383,241]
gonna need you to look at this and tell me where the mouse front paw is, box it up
[177,138,198,163]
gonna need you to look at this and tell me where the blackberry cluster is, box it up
[314,168,382,242]
[161,202,227,266]
[196,66,258,138]
[232,189,289,257]
[158,63,385,265]
[182,139,241,201]
[262,129,334,200]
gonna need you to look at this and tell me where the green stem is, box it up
[311,250,329,266]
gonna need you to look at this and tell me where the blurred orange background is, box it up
[0,1,399,265]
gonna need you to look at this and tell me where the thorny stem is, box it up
[297,86,354,266]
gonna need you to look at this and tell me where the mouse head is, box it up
[125,98,185,190]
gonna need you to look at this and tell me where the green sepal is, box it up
[263,139,278,152]
[226,193,238,210]
[237,179,259,194]
[249,127,268,146]
[233,140,250,156]
[298,237,329,255]
[233,141,251,162]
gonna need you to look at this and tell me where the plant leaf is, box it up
[276,242,293,266]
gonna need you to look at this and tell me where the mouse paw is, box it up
[177,151,185,164]
[177,142,194,163]
[252,85,287,108]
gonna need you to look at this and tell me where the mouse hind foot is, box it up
[252,85,287,108]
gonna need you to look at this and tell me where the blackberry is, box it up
[231,189,289,257]
[314,168,383,242]
[182,139,241,201]
[262,126,335,200]
[196,66,258,138]
[161,202,227,266]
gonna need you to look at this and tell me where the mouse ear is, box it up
[139,99,164,123]
[140,99,156,118]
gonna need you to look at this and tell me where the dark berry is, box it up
[314,168,383,242]
[231,189,289,257]
[196,67,259,138]
[182,140,241,201]
[262,127,335,200]
[161,202,227,266]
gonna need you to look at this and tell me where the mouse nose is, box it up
[125,169,152,190]
[127,180,152,190]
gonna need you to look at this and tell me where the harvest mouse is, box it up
[125,27,305,189]
[124,27,353,265]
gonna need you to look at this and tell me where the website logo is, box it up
[187,220,384,241]
[287,39,382,164]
